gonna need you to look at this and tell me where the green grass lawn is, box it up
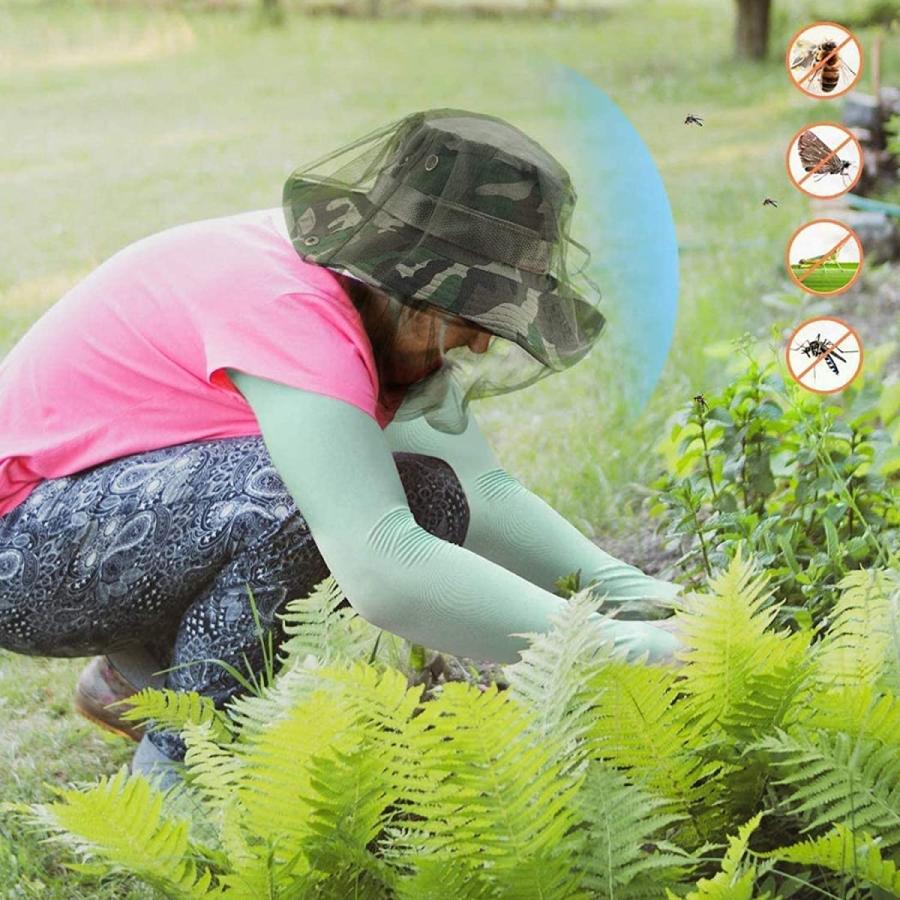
[791,261,860,292]
[0,0,897,893]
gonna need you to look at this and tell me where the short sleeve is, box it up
[203,291,380,423]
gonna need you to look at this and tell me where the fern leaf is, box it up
[665,812,772,900]
[224,654,328,739]
[181,721,244,801]
[815,568,899,692]
[286,743,401,897]
[117,687,232,743]
[15,766,216,898]
[760,823,900,894]
[759,727,900,850]
[231,662,417,887]
[393,857,501,899]
[799,684,900,750]
[386,681,584,895]
[236,685,357,854]
[722,631,815,739]
[574,763,697,898]
[505,582,631,783]
[313,660,427,740]
[674,550,801,736]
[586,659,720,815]
[276,575,374,667]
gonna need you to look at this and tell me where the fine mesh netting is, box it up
[283,108,606,433]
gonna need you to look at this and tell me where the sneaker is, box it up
[74,655,144,742]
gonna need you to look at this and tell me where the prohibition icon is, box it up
[786,123,863,199]
[785,219,863,295]
[786,316,863,394]
[786,22,863,100]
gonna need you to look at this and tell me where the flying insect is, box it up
[797,130,854,185]
[763,198,778,207]
[792,333,858,379]
[790,38,857,94]
[684,114,703,126]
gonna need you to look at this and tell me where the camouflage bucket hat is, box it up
[282,109,606,432]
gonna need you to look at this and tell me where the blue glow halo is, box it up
[551,66,680,416]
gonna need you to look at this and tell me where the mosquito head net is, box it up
[283,108,606,433]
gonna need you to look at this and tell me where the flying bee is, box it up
[792,333,859,379]
[797,130,854,185]
[692,393,708,411]
[684,114,703,126]
[790,38,857,94]
[763,198,778,207]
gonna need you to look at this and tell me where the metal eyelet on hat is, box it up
[424,154,439,171]
[304,235,320,246]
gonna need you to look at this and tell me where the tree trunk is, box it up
[260,0,285,25]
[734,0,771,60]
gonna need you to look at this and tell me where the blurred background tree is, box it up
[734,0,771,59]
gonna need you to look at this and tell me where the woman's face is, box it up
[372,291,494,386]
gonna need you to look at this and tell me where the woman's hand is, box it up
[647,615,689,669]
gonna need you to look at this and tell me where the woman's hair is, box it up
[333,272,447,414]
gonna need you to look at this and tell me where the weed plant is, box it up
[646,340,899,630]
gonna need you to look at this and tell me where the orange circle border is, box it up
[784,218,865,296]
[785,122,864,199]
[785,315,864,394]
[785,21,864,101]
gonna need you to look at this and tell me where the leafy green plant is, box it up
[646,340,899,626]
[5,554,899,898]
[887,114,900,159]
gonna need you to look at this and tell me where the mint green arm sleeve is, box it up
[227,369,680,665]
[383,388,681,619]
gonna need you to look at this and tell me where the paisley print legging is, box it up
[0,436,470,760]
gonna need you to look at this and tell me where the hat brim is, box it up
[283,178,605,368]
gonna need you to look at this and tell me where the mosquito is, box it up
[793,333,859,380]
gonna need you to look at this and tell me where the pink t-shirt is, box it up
[0,207,405,517]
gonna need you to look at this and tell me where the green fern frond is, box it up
[675,550,798,735]
[586,659,719,812]
[227,662,416,887]
[226,579,398,742]
[759,727,900,850]
[222,663,421,892]
[386,681,583,895]
[181,720,245,814]
[665,812,772,900]
[722,631,815,739]
[799,683,900,749]
[815,568,899,692]
[15,766,216,898]
[504,582,621,780]
[116,687,232,743]
[393,856,501,899]
[884,577,900,697]
[224,653,329,739]
[276,575,374,667]
[236,685,357,853]
[759,822,900,894]
[313,660,425,738]
[211,840,280,899]
[574,763,697,898]
[285,743,401,897]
